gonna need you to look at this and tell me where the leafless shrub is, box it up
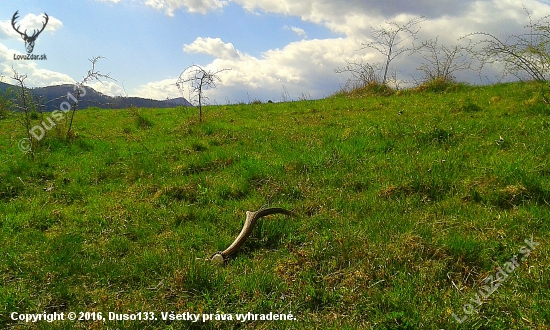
[11,69,40,156]
[417,37,473,83]
[9,56,113,155]
[335,17,425,94]
[298,92,312,101]
[66,56,115,138]
[176,64,229,122]
[281,85,291,102]
[463,7,550,81]
[335,60,383,89]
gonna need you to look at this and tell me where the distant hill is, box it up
[0,82,193,111]
[0,82,12,92]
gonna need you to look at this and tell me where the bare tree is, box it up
[417,37,472,82]
[11,69,39,156]
[362,16,426,84]
[463,7,550,81]
[176,64,229,122]
[66,56,115,138]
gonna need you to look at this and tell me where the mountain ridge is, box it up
[0,81,192,111]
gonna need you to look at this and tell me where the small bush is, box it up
[451,98,483,112]
[135,114,153,129]
[129,107,153,129]
[524,83,550,115]
[29,111,40,120]
[340,81,395,97]
[419,127,454,146]
[415,77,466,93]
[461,98,482,112]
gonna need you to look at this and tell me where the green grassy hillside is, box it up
[1,81,549,329]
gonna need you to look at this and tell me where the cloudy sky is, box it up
[1,0,550,104]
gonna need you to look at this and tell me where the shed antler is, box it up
[211,207,294,264]
[11,10,49,53]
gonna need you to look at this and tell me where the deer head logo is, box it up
[11,10,49,54]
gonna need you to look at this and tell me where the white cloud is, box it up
[140,0,550,102]
[30,68,76,87]
[144,0,227,15]
[139,0,550,41]
[135,37,376,102]
[88,81,126,97]
[231,0,550,39]
[133,78,181,100]
[0,21,14,39]
[203,37,370,101]
[284,25,307,38]
[183,37,243,59]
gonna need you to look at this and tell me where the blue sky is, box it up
[1,0,550,104]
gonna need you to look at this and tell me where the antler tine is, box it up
[31,13,49,38]
[11,10,25,37]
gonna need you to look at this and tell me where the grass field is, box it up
[1,81,549,329]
